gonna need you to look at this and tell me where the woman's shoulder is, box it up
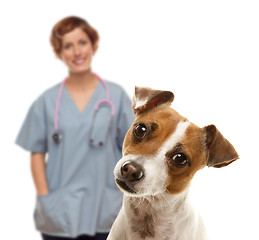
[42,81,63,97]
[105,80,121,89]
[29,81,63,110]
[35,81,62,101]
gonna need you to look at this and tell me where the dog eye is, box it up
[172,153,189,168]
[133,123,147,139]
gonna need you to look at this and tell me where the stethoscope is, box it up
[53,73,115,146]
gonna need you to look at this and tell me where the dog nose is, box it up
[121,161,144,181]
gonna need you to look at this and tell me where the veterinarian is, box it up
[16,16,134,240]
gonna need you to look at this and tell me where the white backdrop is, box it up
[1,0,258,239]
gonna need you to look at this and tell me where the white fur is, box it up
[108,190,208,240]
[158,121,190,156]
[134,97,148,109]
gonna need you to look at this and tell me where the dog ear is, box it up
[205,125,239,168]
[132,86,174,115]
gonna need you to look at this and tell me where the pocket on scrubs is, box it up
[34,190,67,234]
[98,187,123,230]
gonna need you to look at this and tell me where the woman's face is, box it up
[60,27,94,73]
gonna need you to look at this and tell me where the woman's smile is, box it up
[60,28,94,73]
[72,58,86,65]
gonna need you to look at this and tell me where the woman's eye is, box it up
[133,123,147,139]
[64,44,72,49]
[172,153,189,168]
[79,40,87,45]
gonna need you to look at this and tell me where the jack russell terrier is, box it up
[107,87,238,240]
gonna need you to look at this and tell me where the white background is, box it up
[1,0,259,239]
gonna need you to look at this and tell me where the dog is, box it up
[107,87,238,240]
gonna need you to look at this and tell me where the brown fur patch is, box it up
[131,213,155,239]
[165,124,208,194]
[123,107,187,156]
[130,202,140,216]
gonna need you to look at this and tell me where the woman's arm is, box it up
[31,153,49,196]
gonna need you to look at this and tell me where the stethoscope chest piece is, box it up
[89,139,103,147]
[53,132,62,143]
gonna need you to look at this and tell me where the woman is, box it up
[16,16,134,240]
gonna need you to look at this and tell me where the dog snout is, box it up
[121,161,144,181]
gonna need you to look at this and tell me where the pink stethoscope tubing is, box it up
[53,74,115,145]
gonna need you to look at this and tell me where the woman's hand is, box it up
[31,153,49,196]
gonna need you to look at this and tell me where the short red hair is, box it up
[50,16,99,57]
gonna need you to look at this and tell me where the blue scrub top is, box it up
[16,79,134,237]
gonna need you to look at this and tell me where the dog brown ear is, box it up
[132,86,174,115]
[205,125,239,168]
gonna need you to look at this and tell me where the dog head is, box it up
[114,87,239,196]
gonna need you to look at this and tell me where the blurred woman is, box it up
[16,16,134,240]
